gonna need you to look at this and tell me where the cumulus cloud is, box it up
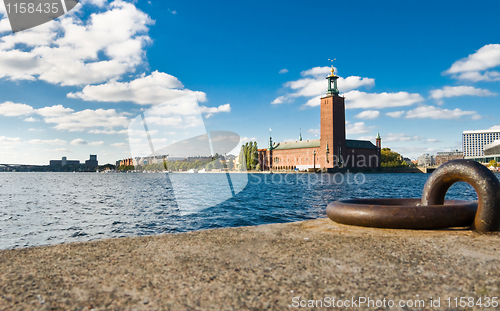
[44,108,130,132]
[0,1,154,85]
[445,44,500,81]
[28,139,67,145]
[70,138,88,145]
[426,138,442,143]
[272,66,374,105]
[0,101,130,133]
[279,68,288,74]
[354,110,380,120]
[342,90,424,109]
[405,105,477,119]
[383,133,423,142]
[386,111,405,118]
[36,105,74,117]
[89,141,105,146]
[0,102,34,116]
[199,103,231,118]
[429,86,496,99]
[67,71,207,104]
[23,117,40,122]
[82,0,108,8]
[0,136,23,144]
[346,121,374,135]
[89,129,128,135]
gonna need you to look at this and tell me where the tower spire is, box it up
[326,58,339,96]
[268,128,273,150]
[376,131,382,149]
[299,128,302,141]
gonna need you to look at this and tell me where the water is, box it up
[0,172,481,249]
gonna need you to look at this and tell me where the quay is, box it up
[1,218,499,310]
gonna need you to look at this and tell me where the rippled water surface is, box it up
[0,172,483,249]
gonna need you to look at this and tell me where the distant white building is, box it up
[417,153,435,166]
[463,129,500,158]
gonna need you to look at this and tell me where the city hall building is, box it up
[258,67,381,172]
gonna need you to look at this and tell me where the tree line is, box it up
[117,153,236,172]
[238,141,259,171]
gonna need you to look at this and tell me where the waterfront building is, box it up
[463,129,500,159]
[49,156,80,167]
[417,153,435,167]
[481,140,500,162]
[435,151,463,166]
[85,154,98,169]
[258,66,380,171]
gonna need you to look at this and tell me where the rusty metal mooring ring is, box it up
[327,159,500,232]
[421,159,500,232]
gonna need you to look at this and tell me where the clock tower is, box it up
[320,66,346,169]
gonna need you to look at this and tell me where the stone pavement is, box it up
[1,218,499,310]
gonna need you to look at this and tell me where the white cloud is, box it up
[429,86,496,99]
[0,136,23,144]
[355,110,380,120]
[67,71,207,105]
[0,1,154,85]
[386,111,405,118]
[200,103,231,118]
[346,121,374,135]
[89,141,105,146]
[71,139,88,145]
[279,68,288,74]
[383,133,423,142]
[36,105,74,117]
[111,142,128,148]
[426,138,442,143]
[0,102,34,116]
[23,117,40,122]
[89,129,128,135]
[82,0,107,8]
[44,109,130,132]
[488,125,500,131]
[28,139,67,145]
[342,90,424,109]
[405,105,476,119]
[273,66,374,105]
[445,44,500,81]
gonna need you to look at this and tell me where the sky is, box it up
[1,0,500,165]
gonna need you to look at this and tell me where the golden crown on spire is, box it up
[328,58,337,77]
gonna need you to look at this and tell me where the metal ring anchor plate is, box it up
[327,160,500,232]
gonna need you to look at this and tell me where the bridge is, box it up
[417,166,437,173]
[0,164,38,172]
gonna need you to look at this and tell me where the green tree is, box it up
[251,142,258,170]
[227,158,234,171]
[238,145,246,171]
[206,162,214,171]
[381,148,408,168]
[214,159,223,170]
[489,159,498,168]
[245,142,251,170]
[256,163,261,171]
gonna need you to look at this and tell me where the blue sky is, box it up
[1,0,500,164]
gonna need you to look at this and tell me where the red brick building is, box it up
[258,67,380,172]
